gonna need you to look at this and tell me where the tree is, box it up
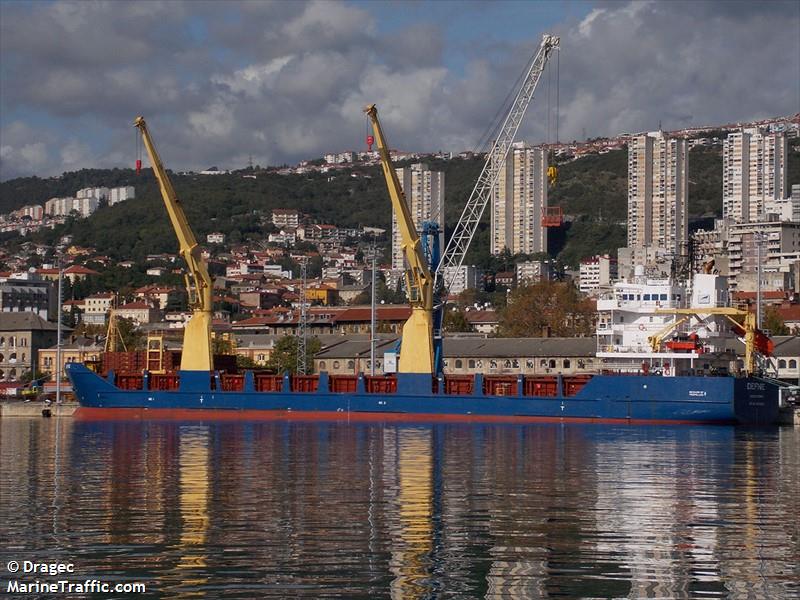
[265,335,322,374]
[498,281,594,337]
[764,307,789,335]
[443,308,471,332]
[115,317,145,350]
[236,354,258,369]
[376,277,406,304]
[212,334,234,355]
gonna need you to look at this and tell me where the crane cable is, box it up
[547,52,551,144]
[556,47,560,144]
[135,126,142,175]
[472,49,536,155]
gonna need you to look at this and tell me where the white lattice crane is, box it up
[434,34,560,299]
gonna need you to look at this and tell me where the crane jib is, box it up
[435,34,560,298]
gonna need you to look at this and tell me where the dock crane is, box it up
[134,116,214,372]
[367,33,559,376]
[365,104,436,374]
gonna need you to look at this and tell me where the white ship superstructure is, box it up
[596,271,740,375]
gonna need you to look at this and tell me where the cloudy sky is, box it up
[1,0,798,180]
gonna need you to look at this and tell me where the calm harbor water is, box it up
[1,418,798,598]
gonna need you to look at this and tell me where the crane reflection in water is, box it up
[0,420,797,598]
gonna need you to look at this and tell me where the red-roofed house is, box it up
[134,285,184,310]
[36,265,99,284]
[113,301,160,325]
[464,309,499,334]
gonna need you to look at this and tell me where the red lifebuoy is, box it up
[638,324,646,331]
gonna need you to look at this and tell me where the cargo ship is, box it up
[66,269,781,425]
[66,363,779,425]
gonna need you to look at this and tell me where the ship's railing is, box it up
[112,371,594,397]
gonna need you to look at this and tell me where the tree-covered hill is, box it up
[2,135,797,268]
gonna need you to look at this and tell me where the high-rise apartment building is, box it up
[391,163,444,269]
[76,187,109,201]
[627,131,688,256]
[722,128,787,223]
[490,142,548,255]
[109,186,135,206]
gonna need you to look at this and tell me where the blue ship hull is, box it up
[65,364,780,425]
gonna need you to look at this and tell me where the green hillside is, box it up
[1,136,798,269]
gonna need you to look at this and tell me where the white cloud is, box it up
[0,0,797,179]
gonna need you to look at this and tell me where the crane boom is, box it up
[365,104,435,374]
[654,307,772,376]
[435,33,560,297]
[134,116,213,372]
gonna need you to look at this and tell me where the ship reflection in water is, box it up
[0,420,797,598]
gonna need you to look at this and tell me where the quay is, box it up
[0,399,79,418]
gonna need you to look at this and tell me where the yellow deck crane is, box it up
[364,104,436,375]
[650,308,771,376]
[134,116,213,372]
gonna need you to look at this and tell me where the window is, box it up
[660,294,668,301]
[333,361,340,369]
[790,360,798,369]
[549,359,556,369]
[455,359,463,369]
[319,361,326,370]
[20,338,27,347]
[347,360,354,370]
[563,359,571,369]
[778,359,787,368]
[468,359,475,369]
[0,337,4,345]
[643,294,651,301]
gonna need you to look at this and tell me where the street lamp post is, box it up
[55,257,63,404]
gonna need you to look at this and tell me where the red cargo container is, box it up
[329,375,358,393]
[524,376,558,397]
[444,375,474,395]
[563,375,592,397]
[365,375,397,394]
[255,374,282,392]
[483,376,517,396]
[221,374,244,392]
[149,374,179,391]
[291,375,319,393]
[116,373,144,390]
